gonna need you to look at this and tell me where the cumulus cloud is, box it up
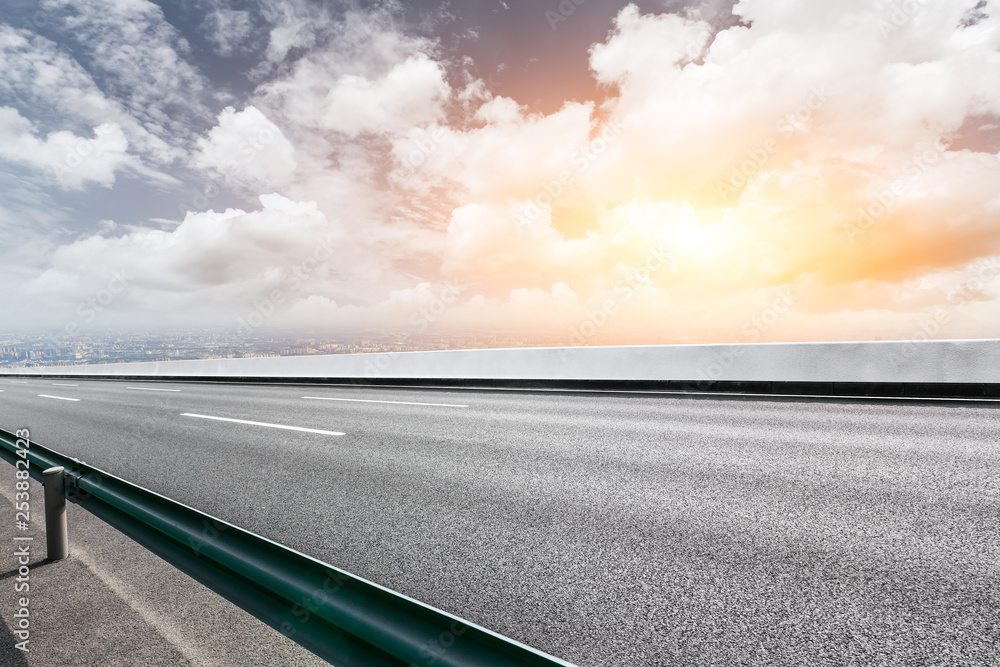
[15,0,1000,344]
[384,0,1000,341]
[192,106,297,190]
[0,25,177,162]
[317,54,450,137]
[394,97,596,204]
[441,202,602,295]
[258,8,447,136]
[0,107,133,189]
[27,194,346,324]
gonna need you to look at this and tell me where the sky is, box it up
[1,0,999,348]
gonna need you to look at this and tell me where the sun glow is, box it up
[12,1,1000,346]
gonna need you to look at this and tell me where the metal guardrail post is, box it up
[0,428,576,667]
[43,466,68,560]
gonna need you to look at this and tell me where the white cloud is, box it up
[393,98,595,204]
[319,54,450,137]
[192,106,297,190]
[589,6,711,86]
[442,202,599,293]
[17,0,1000,342]
[259,8,446,137]
[259,0,327,64]
[386,0,1000,339]
[28,194,346,323]
[283,280,584,337]
[201,6,255,57]
[0,107,133,190]
[0,25,178,163]
[39,0,214,144]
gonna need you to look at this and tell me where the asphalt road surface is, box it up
[0,379,997,666]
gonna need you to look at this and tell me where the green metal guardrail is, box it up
[0,427,576,667]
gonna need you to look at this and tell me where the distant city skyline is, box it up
[0,327,605,368]
[2,1,1000,355]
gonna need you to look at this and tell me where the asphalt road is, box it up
[0,379,997,666]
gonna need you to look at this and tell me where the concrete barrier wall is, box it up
[3,339,999,384]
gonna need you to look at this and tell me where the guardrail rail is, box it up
[0,426,576,667]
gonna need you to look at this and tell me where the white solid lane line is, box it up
[301,396,469,408]
[52,383,79,386]
[38,394,81,402]
[180,413,344,436]
[127,387,182,392]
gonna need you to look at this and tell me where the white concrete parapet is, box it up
[3,339,999,384]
